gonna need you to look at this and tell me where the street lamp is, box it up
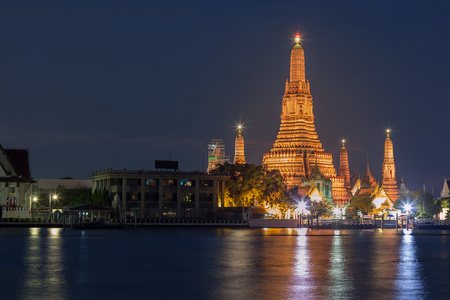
[49,194,57,222]
[404,203,412,230]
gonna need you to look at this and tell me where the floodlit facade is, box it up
[382,130,399,201]
[234,126,246,164]
[262,32,348,207]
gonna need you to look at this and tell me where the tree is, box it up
[91,188,109,206]
[409,190,441,218]
[213,163,293,213]
[351,195,375,215]
[309,199,332,217]
[56,185,92,207]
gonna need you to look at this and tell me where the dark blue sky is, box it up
[1,1,449,194]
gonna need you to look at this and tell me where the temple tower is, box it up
[234,125,246,164]
[339,139,351,190]
[382,130,399,201]
[262,32,347,206]
[361,156,377,188]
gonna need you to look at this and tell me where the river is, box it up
[0,227,448,299]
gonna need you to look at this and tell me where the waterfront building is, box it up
[91,169,229,219]
[32,178,92,195]
[234,125,246,164]
[0,145,35,218]
[382,130,399,201]
[262,32,347,207]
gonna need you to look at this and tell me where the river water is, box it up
[0,227,448,300]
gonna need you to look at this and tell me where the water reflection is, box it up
[394,230,427,299]
[327,232,353,298]
[291,234,314,298]
[22,228,67,299]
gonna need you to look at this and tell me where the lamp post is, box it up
[29,196,37,216]
[48,194,57,222]
[405,204,412,231]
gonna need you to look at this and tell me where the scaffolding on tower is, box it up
[207,139,229,173]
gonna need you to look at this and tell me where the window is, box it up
[163,179,177,186]
[199,193,213,202]
[146,179,159,186]
[199,180,213,187]
[145,192,159,202]
[127,179,141,186]
[181,179,195,186]
[163,193,176,202]
[181,193,195,202]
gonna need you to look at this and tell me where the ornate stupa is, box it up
[382,129,399,201]
[339,139,351,190]
[262,32,347,206]
[234,125,246,164]
[361,156,377,188]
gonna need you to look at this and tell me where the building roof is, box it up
[4,149,31,177]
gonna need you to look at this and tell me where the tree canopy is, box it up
[351,195,375,215]
[214,163,294,214]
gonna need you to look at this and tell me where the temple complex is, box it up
[381,130,399,201]
[262,32,348,207]
[233,125,246,164]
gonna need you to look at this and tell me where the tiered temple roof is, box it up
[234,126,246,164]
[262,32,347,207]
[382,130,399,201]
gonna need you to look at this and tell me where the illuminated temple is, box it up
[234,125,246,164]
[382,130,399,201]
[262,33,348,207]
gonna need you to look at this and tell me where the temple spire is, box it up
[234,125,246,164]
[290,32,306,83]
[382,129,399,201]
[339,139,351,189]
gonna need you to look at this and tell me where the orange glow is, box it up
[294,32,301,44]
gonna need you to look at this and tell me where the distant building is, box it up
[91,169,229,219]
[33,178,92,195]
[207,139,229,172]
[441,178,450,198]
[398,178,410,199]
[0,146,35,218]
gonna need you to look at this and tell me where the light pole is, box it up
[405,203,412,231]
[29,196,37,216]
[48,194,57,222]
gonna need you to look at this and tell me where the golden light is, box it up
[53,195,57,200]
[294,32,301,44]
[386,129,390,134]
[33,197,37,201]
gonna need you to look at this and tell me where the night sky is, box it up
[1,1,449,194]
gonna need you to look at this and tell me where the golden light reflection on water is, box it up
[327,233,353,298]
[23,228,67,299]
